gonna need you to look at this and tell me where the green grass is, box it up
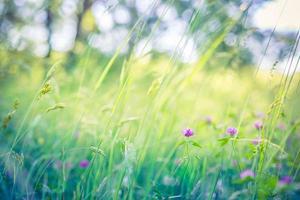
[1,1,300,199]
[1,56,300,199]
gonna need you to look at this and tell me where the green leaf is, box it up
[218,137,230,146]
[177,141,186,148]
[233,176,255,184]
[191,141,202,148]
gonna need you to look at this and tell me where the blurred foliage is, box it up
[0,0,297,72]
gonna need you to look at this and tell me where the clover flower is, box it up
[255,111,265,119]
[226,127,238,136]
[277,123,286,131]
[182,128,194,137]
[204,116,213,124]
[240,169,255,179]
[79,159,90,168]
[254,121,263,130]
[252,137,262,145]
[53,160,73,170]
[278,176,292,186]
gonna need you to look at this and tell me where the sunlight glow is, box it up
[254,0,300,31]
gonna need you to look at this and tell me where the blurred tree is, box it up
[45,0,53,57]
[0,0,296,70]
[66,0,93,69]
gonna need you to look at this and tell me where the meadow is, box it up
[1,0,300,199]
[1,50,300,199]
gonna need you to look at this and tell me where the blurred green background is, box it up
[1,0,300,199]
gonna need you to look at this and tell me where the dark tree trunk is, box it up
[45,1,53,58]
[74,0,92,43]
[66,0,92,70]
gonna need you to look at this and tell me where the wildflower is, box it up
[204,116,213,124]
[79,159,90,168]
[277,123,286,131]
[254,121,263,130]
[240,169,255,179]
[252,137,262,145]
[53,160,62,169]
[54,160,73,170]
[278,176,293,186]
[255,111,265,119]
[182,128,194,137]
[65,161,73,169]
[226,127,238,136]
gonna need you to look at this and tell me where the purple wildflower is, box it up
[79,159,90,168]
[277,123,286,131]
[240,169,255,179]
[278,176,293,186]
[204,116,213,124]
[252,137,262,145]
[65,161,73,169]
[255,111,265,119]
[226,127,238,136]
[254,121,263,130]
[53,160,73,170]
[182,128,194,137]
[53,160,62,169]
